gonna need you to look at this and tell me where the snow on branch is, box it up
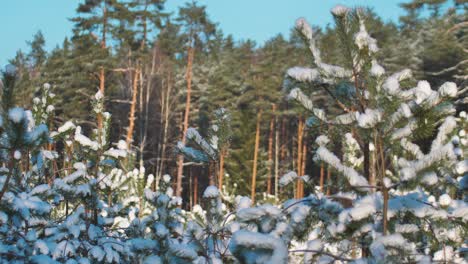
[229,230,288,263]
[186,127,217,160]
[431,116,457,151]
[316,146,370,188]
[294,18,351,80]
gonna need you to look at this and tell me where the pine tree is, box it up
[27,31,47,73]
[175,1,216,197]
[284,5,467,261]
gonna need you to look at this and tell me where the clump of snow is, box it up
[168,243,198,260]
[74,126,99,150]
[346,194,381,221]
[382,69,412,96]
[203,186,219,198]
[455,160,467,175]
[433,246,460,262]
[331,4,349,17]
[438,194,452,207]
[162,174,171,183]
[0,211,8,224]
[117,140,127,150]
[46,105,54,113]
[395,224,419,233]
[236,196,252,209]
[421,171,438,186]
[355,21,378,53]
[25,110,35,131]
[287,67,321,83]
[57,121,76,133]
[229,230,288,263]
[370,60,385,77]
[105,148,127,158]
[295,17,313,41]
[8,107,26,124]
[13,150,21,160]
[357,108,383,128]
[382,76,400,96]
[413,81,434,104]
[315,135,330,146]
[370,234,415,260]
[438,82,457,97]
[95,90,104,100]
[279,171,298,187]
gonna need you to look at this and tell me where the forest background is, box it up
[0,0,466,207]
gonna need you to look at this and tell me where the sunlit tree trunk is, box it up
[251,110,262,203]
[97,4,107,142]
[300,143,307,198]
[274,112,280,199]
[295,116,303,198]
[126,67,140,146]
[379,136,389,235]
[155,67,172,190]
[176,46,195,197]
[138,67,145,166]
[266,104,276,194]
[218,149,225,189]
[136,1,152,167]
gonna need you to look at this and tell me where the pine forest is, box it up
[0,0,467,263]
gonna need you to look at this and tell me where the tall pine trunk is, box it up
[251,110,262,203]
[266,104,276,194]
[176,46,194,197]
[97,4,107,143]
[126,67,140,146]
[296,116,303,198]
[300,143,307,198]
[155,68,172,190]
[280,117,286,162]
[379,136,389,235]
[274,112,280,199]
[218,149,225,189]
[138,67,145,166]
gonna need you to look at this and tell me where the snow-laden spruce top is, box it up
[282,6,466,262]
[8,107,26,123]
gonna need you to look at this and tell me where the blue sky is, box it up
[0,0,409,67]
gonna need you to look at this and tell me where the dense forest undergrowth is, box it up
[0,0,467,263]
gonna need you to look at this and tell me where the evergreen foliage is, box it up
[0,1,467,263]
